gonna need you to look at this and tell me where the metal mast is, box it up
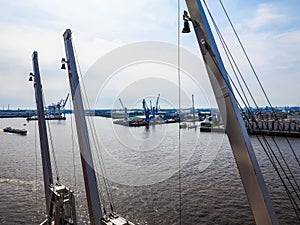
[184,1,278,224]
[192,94,195,120]
[30,51,77,225]
[31,51,53,217]
[155,94,160,115]
[62,29,102,225]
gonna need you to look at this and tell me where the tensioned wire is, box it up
[177,0,182,224]
[69,95,79,213]
[216,0,299,168]
[203,0,300,220]
[72,35,115,214]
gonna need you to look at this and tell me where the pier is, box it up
[243,109,300,137]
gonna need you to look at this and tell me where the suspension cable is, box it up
[203,0,257,111]
[257,136,300,219]
[216,0,300,166]
[209,36,300,217]
[34,114,39,223]
[177,0,182,224]
[218,0,300,169]
[69,97,79,209]
[46,120,60,183]
[42,90,60,183]
[72,36,115,214]
[286,136,300,167]
[215,0,300,186]
[270,135,300,194]
[202,1,300,219]
[204,0,300,196]
[218,0,275,112]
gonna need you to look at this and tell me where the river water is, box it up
[0,116,299,224]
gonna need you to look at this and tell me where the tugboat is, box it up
[3,126,27,135]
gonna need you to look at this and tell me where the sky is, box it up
[0,0,299,110]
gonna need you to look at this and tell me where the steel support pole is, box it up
[32,51,53,219]
[184,1,279,224]
[63,29,102,225]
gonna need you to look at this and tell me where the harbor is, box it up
[1,0,300,224]
[111,101,300,138]
[243,108,300,137]
[2,106,300,137]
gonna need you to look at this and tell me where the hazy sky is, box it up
[0,0,299,109]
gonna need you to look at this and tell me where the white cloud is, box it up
[245,3,288,30]
[206,1,300,106]
[0,0,181,108]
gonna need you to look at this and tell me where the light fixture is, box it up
[61,58,67,70]
[182,21,191,33]
[182,10,191,33]
[29,72,34,81]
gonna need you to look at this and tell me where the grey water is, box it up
[0,116,299,225]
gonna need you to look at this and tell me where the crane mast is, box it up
[62,29,135,225]
[31,51,53,217]
[142,99,150,123]
[150,100,155,118]
[155,94,160,114]
[184,1,278,224]
[63,93,70,108]
[62,29,102,225]
[30,51,77,225]
[192,94,195,120]
[56,93,69,116]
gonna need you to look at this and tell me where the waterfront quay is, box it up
[0,109,35,118]
[243,108,300,137]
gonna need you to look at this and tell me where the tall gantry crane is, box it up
[118,98,128,121]
[47,93,69,117]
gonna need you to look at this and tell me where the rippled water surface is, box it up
[0,116,299,224]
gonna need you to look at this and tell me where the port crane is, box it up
[57,93,69,115]
[142,99,151,123]
[144,94,161,122]
[118,98,128,121]
[47,93,69,116]
[29,51,76,225]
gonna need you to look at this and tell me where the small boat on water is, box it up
[3,127,27,135]
[26,114,66,121]
[199,121,212,132]
[179,122,187,129]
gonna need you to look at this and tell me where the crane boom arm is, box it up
[155,94,160,113]
[62,93,70,107]
[119,98,125,109]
